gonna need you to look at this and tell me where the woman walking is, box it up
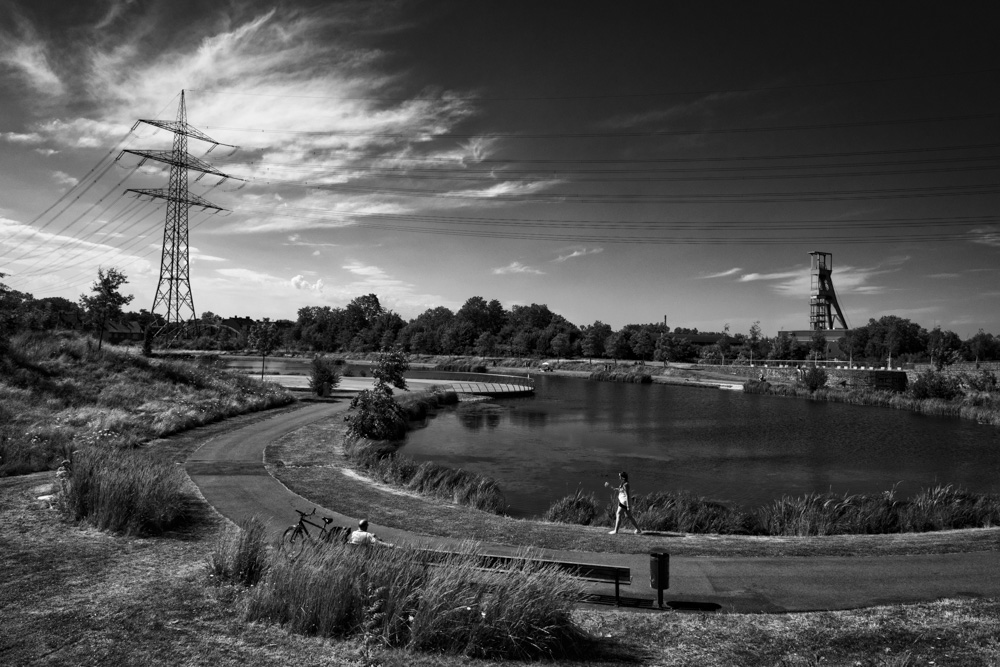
[606,471,642,535]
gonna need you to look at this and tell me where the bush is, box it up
[963,369,998,392]
[308,356,342,396]
[63,448,191,536]
[347,389,408,441]
[909,369,963,400]
[207,515,270,587]
[245,543,586,659]
[797,365,828,392]
[544,489,599,525]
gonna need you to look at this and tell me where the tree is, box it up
[308,356,342,396]
[810,329,828,361]
[247,318,281,380]
[927,327,962,370]
[716,324,731,364]
[371,347,409,395]
[605,331,631,362]
[346,347,411,441]
[580,321,611,362]
[550,332,571,359]
[630,328,655,364]
[78,267,134,351]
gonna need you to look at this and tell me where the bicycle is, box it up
[281,507,350,559]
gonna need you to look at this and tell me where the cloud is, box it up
[737,256,910,298]
[291,274,323,292]
[52,171,78,188]
[602,90,755,129]
[970,227,1000,247]
[492,261,544,275]
[700,267,742,279]
[553,246,603,262]
[0,16,64,96]
[1,131,44,144]
[926,273,960,279]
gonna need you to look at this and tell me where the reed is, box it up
[63,447,191,536]
[245,542,586,659]
[545,486,1000,536]
[588,370,653,383]
[206,515,270,587]
[544,489,600,525]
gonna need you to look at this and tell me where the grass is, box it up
[340,387,507,514]
[0,330,295,476]
[545,487,1000,537]
[588,369,653,383]
[245,542,587,659]
[62,446,192,536]
[207,515,270,587]
[746,379,1000,426]
[4,472,1000,666]
[268,415,1000,557]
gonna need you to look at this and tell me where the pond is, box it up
[400,375,1000,518]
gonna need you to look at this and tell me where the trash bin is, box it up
[649,552,669,608]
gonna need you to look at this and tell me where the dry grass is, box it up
[0,331,295,476]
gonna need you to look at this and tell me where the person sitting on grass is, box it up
[606,471,643,535]
[348,519,393,546]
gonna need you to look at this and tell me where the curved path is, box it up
[185,400,1000,614]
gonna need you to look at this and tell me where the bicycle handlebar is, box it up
[294,507,317,518]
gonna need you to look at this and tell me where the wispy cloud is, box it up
[493,261,544,275]
[52,171,78,188]
[553,246,603,262]
[970,227,1000,247]
[700,267,742,279]
[736,256,910,298]
[602,90,755,129]
[926,273,960,279]
[0,13,64,96]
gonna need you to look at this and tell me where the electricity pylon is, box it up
[119,90,239,333]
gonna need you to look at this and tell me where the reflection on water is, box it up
[401,375,1000,517]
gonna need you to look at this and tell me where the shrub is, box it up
[63,448,191,536]
[544,489,599,525]
[963,369,998,393]
[347,389,408,441]
[207,515,270,587]
[588,370,652,383]
[245,543,586,659]
[909,369,963,400]
[797,365,828,392]
[308,356,342,396]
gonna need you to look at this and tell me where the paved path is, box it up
[185,401,1000,614]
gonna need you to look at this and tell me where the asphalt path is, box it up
[186,399,1000,614]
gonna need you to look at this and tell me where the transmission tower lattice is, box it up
[119,90,239,332]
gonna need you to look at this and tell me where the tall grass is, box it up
[207,515,269,587]
[344,436,507,514]
[588,369,653,383]
[1,330,295,476]
[544,488,600,525]
[245,543,586,659]
[745,379,1000,426]
[545,486,1000,536]
[63,447,191,536]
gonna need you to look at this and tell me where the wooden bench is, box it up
[419,550,632,606]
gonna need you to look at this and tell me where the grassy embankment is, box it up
[745,378,1000,426]
[0,330,295,477]
[5,473,1000,666]
[342,388,507,514]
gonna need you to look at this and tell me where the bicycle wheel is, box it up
[282,526,306,559]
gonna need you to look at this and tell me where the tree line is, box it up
[3,272,998,366]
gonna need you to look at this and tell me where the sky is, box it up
[2,1,1000,337]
